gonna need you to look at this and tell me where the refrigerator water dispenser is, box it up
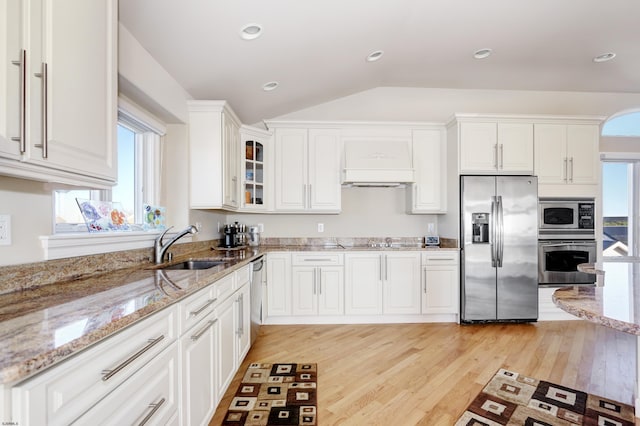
[471,213,489,243]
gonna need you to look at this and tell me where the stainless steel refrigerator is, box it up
[460,175,538,322]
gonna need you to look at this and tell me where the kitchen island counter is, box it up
[552,261,640,415]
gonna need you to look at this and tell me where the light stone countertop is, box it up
[552,261,640,336]
[0,243,458,385]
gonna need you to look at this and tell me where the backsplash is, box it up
[0,236,457,295]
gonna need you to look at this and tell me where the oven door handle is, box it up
[540,242,595,247]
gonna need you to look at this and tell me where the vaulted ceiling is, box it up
[119,0,640,124]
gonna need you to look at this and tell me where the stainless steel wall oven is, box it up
[538,197,596,286]
[538,240,596,286]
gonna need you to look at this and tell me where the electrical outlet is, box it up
[0,215,11,246]
[258,223,264,233]
[196,222,202,231]
[317,223,324,233]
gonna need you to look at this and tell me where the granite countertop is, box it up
[552,261,640,336]
[0,242,458,386]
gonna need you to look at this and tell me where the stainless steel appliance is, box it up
[538,240,596,286]
[460,175,539,322]
[249,255,264,344]
[538,197,595,240]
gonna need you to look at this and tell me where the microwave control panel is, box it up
[578,203,594,229]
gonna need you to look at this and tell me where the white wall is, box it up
[271,87,640,124]
[227,187,437,238]
[0,177,53,265]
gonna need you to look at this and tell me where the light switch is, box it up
[317,223,324,233]
[0,215,11,246]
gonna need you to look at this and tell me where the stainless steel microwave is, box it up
[538,197,595,239]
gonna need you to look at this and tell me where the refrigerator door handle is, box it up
[490,197,498,267]
[497,195,504,267]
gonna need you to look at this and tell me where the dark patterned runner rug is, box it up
[222,362,317,425]
[455,368,635,425]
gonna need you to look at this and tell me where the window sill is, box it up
[40,231,193,261]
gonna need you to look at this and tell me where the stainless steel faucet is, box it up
[154,225,198,264]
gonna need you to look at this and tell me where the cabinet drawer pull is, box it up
[10,49,26,153]
[138,397,166,426]
[191,319,218,341]
[190,298,217,317]
[427,258,455,262]
[33,62,48,158]
[101,335,165,381]
[303,258,333,262]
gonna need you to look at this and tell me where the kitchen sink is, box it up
[161,260,225,270]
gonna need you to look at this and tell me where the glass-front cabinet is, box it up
[240,126,271,211]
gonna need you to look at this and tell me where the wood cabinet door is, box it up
[181,312,217,426]
[459,122,497,172]
[274,128,308,210]
[291,266,318,316]
[266,253,292,317]
[382,252,421,315]
[567,124,599,185]
[411,129,445,213]
[308,128,341,211]
[498,123,533,173]
[534,123,568,184]
[216,295,237,397]
[345,253,383,315]
[318,266,344,316]
[422,266,458,314]
[28,0,116,182]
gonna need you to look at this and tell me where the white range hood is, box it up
[342,139,414,186]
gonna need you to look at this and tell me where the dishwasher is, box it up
[249,255,264,345]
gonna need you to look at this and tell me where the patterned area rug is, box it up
[456,368,635,425]
[222,363,317,425]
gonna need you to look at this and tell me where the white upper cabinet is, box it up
[240,125,271,211]
[0,0,117,188]
[273,127,341,213]
[188,101,241,209]
[408,128,446,213]
[534,122,600,192]
[459,120,533,174]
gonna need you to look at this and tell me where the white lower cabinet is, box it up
[266,252,292,316]
[291,253,344,316]
[180,310,218,426]
[383,252,421,315]
[421,252,459,316]
[10,264,255,426]
[75,344,180,426]
[345,253,383,315]
[11,306,178,426]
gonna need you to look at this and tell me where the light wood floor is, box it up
[209,321,637,425]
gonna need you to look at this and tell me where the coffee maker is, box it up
[222,222,246,248]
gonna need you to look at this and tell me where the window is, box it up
[601,111,640,260]
[54,98,164,233]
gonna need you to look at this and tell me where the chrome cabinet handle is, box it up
[302,184,307,208]
[384,255,388,281]
[102,335,165,381]
[569,157,574,182]
[318,268,322,295]
[303,258,333,262]
[379,255,383,281]
[563,157,568,182]
[191,319,217,341]
[308,184,312,208]
[312,267,316,295]
[33,62,48,158]
[138,397,166,426]
[190,298,217,317]
[427,258,456,262]
[493,144,498,168]
[237,293,244,336]
[10,49,26,153]
[423,267,427,293]
[499,144,504,169]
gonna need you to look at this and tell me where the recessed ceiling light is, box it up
[240,24,262,40]
[366,50,384,62]
[474,48,492,59]
[593,52,616,63]
[262,81,279,91]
